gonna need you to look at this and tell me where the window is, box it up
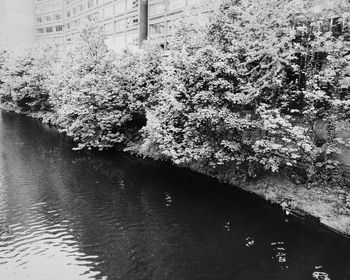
[168,0,186,10]
[126,31,138,46]
[88,0,93,9]
[56,25,63,32]
[115,19,126,32]
[150,22,165,35]
[45,15,51,22]
[54,14,61,20]
[79,3,84,12]
[66,10,71,17]
[149,1,166,16]
[115,1,125,14]
[126,16,138,29]
[94,10,102,20]
[46,27,53,33]
[74,19,81,27]
[105,22,114,34]
[73,7,77,15]
[104,5,114,18]
[36,17,42,23]
[105,35,114,47]
[126,0,138,10]
[37,28,44,34]
[115,34,126,50]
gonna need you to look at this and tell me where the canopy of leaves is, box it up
[138,0,350,186]
[0,46,58,113]
[1,2,350,187]
[47,23,164,150]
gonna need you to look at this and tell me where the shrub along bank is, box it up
[1,0,350,236]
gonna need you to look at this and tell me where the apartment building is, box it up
[0,0,195,51]
[33,0,194,51]
[148,0,190,48]
[34,0,140,50]
[34,0,65,45]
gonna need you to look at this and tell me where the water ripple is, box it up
[1,111,350,280]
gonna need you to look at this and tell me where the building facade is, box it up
[148,0,203,48]
[34,0,65,45]
[148,0,187,48]
[0,0,195,51]
[33,0,194,51]
[34,0,141,50]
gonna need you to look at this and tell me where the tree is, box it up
[0,46,57,113]
[48,22,164,151]
[139,0,350,186]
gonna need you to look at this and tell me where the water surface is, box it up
[0,111,349,280]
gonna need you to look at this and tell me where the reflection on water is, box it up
[1,203,103,280]
[0,110,350,280]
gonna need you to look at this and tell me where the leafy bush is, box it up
[48,23,163,150]
[0,46,56,112]
[138,0,350,185]
[1,2,349,187]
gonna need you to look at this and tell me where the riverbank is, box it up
[186,162,350,239]
[240,177,350,238]
[2,108,350,280]
[2,1,350,241]
[1,105,350,240]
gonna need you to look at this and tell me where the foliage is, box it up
[0,50,7,87]
[0,46,57,112]
[48,23,163,150]
[1,2,350,187]
[139,46,254,179]
[138,0,350,186]
[168,0,217,52]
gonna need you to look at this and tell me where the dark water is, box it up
[0,111,349,280]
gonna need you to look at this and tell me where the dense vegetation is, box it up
[1,0,350,188]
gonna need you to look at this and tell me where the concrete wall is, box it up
[0,0,35,50]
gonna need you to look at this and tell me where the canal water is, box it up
[0,110,349,280]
